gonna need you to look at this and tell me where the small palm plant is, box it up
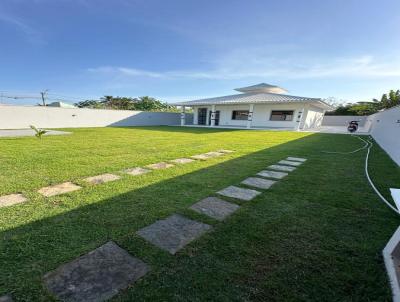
[30,125,48,139]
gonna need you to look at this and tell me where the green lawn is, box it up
[0,126,399,301]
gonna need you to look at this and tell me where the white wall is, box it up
[322,115,367,126]
[192,103,313,129]
[0,105,192,129]
[368,106,400,166]
[302,105,325,129]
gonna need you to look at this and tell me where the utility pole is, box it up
[40,89,48,106]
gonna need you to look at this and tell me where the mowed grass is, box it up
[0,126,399,301]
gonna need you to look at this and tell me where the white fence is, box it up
[366,106,400,166]
[0,105,192,129]
[322,115,367,126]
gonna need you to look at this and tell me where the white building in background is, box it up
[176,83,333,130]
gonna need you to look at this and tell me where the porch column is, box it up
[210,104,216,127]
[246,104,254,129]
[180,106,186,126]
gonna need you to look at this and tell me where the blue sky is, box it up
[0,0,399,105]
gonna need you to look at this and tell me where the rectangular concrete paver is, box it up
[43,241,149,302]
[146,162,174,170]
[203,151,224,157]
[0,193,27,208]
[191,154,210,160]
[190,197,240,221]
[241,177,276,189]
[286,157,307,162]
[170,158,195,164]
[268,164,296,172]
[217,185,261,201]
[257,170,288,179]
[124,167,151,176]
[38,182,81,197]
[278,160,302,167]
[137,214,211,255]
[84,173,121,185]
[217,149,234,153]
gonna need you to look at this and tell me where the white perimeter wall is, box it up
[367,106,400,166]
[0,105,193,129]
[302,105,325,130]
[322,115,367,126]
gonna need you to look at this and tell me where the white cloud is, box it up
[0,12,44,44]
[88,53,400,81]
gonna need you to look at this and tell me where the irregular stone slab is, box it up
[217,149,234,153]
[136,214,211,255]
[124,167,151,176]
[43,241,149,302]
[190,197,240,221]
[241,177,276,190]
[170,158,195,164]
[146,162,174,170]
[286,157,307,162]
[0,193,27,208]
[267,165,296,172]
[38,182,81,197]
[217,185,261,201]
[84,173,121,185]
[257,170,288,179]
[278,160,302,167]
[0,295,13,302]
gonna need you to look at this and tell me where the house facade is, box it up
[176,83,333,130]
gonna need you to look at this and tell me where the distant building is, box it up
[47,101,76,108]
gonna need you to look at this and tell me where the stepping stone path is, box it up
[0,295,13,302]
[146,162,174,170]
[267,164,296,172]
[43,241,149,302]
[217,149,234,153]
[170,158,195,164]
[38,182,81,197]
[217,185,261,201]
[257,170,288,179]
[278,160,302,167]
[190,197,240,221]
[84,173,120,185]
[137,214,211,255]
[0,193,27,208]
[286,157,307,162]
[124,167,151,176]
[241,177,276,190]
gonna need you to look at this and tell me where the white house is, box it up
[176,83,333,130]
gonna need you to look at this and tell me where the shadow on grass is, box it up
[1,133,399,301]
[110,125,242,134]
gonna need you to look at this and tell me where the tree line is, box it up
[326,89,400,116]
[75,96,180,112]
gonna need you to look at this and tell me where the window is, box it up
[232,110,249,120]
[270,110,294,121]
